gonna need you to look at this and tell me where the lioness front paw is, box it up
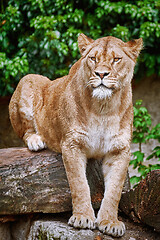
[98,220,125,237]
[26,134,47,151]
[68,215,96,230]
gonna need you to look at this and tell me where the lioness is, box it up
[9,33,143,237]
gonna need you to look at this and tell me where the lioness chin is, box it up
[9,33,143,237]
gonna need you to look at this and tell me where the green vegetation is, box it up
[35,226,50,240]
[0,0,160,96]
[35,225,66,240]
[130,100,160,186]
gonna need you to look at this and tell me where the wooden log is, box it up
[119,170,160,232]
[0,147,104,215]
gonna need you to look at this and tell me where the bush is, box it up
[0,0,160,95]
[130,100,160,186]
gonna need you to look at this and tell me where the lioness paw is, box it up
[98,220,125,237]
[68,215,96,230]
[26,134,47,151]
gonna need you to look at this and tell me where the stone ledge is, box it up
[0,213,159,240]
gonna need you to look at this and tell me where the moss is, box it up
[35,225,62,240]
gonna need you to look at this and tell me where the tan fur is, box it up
[9,34,143,237]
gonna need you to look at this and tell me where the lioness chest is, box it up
[84,113,120,159]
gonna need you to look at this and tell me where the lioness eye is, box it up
[114,58,121,63]
[91,57,96,62]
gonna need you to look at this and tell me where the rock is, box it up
[0,222,11,240]
[120,170,160,232]
[11,216,32,240]
[2,147,159,234]
[0,147,131,216]
[0,148,72,214]
[28,220,98,240]
[0,147,105,215]
[5,213,160,240]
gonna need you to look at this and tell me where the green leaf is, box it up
[132,151,144,163]
[149,164,160,171]
[135,100,143,106]
[138,165,147,176]
[139,107,147,114]
[129,159,138,168]
[130,176,142,185]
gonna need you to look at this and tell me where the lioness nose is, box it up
[95,71,110,79]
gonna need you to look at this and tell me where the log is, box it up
[0,147,104,215]
[120,170,160,232]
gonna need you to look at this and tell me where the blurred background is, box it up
[0,0,160,184]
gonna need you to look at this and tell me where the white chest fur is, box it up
[85,113,120,159]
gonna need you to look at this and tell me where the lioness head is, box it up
[78,33,143,99]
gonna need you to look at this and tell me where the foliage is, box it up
[0,0,160,95]
[35,226,50,240]
[130,100,160,186]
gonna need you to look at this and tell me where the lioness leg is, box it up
[97,149,130,237]
[62,142,96,229]
[9,76,47,151]
[19,85,47,151]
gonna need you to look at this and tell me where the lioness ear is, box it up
[78,33,94,56]
[126,38,143,60]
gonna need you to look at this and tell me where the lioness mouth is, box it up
[93,84,114,90]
